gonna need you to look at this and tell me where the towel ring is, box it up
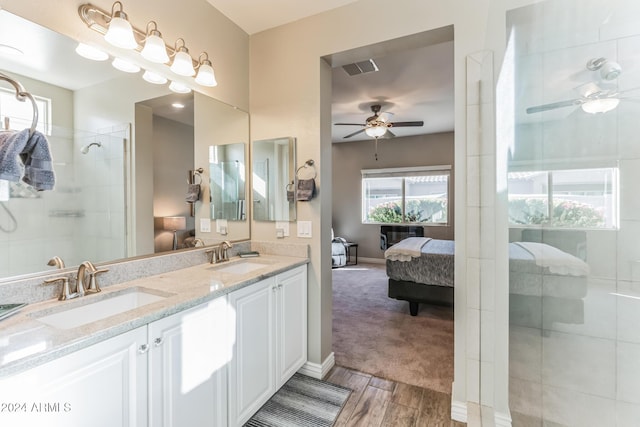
[0,72,39,136]
[296,159,317,179]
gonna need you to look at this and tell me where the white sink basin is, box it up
[34,288,170,330]
[212,260,268,275]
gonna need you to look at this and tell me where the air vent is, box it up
[342,59,379,76]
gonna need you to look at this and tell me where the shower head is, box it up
[80,142,102,154]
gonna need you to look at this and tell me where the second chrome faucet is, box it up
[44,260,109,301]
[206,241,233,264]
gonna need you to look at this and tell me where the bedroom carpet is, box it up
[244,373,351,427]
[332,262,454,394]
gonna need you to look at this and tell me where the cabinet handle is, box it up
[138,344,149,354]
[154,337,163,347]
[278,284,283,290]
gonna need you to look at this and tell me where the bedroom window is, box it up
[361,166,450,225]
[0,88,51,135]
[508,167,618,229]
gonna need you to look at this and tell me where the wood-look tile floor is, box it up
[326,366,466,427]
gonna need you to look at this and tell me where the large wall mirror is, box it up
[0,10,249,280]
[252,137,296,221]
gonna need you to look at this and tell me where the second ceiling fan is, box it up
[335,104,424,139]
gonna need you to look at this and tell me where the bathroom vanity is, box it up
[0,254,308,427]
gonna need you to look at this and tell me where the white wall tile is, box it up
[542,331,616,398]
[480,259,495,311]
[481,310,495,362]
[620,159,640,221]
[480,361,494,406]
[617,220,640,281]
[617,341,640,404]
[587,230,617,280]
[509,377,542,418]
[467,307,481,360]
[509,325,542,382]
[542,384,616,427]
[467,257,480,309]
[617,281,640,344]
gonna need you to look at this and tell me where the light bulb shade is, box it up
[112,57,140,73]
[104,12,138,49]
[365,125,387,137]
[169,81,192,94]
[170,49,196,76]
[142,70,167,84]
[162,216,186,231]
[581,98,620,114]
[141,33,169,63]
[195,62,218,87]
[75,43,109,61]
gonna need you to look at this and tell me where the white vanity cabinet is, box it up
[0,326,148,427]
[0,297,229,427]
[148,297,229,427]
[227,265,307,427]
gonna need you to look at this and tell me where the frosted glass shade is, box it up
[170,50,196,76]
[195,62,218,87]
[104,13,137,49]
[112,58,140,73]
[365,126,387,137]
[169,81,191,94]
[141,33,169,64]
[581,98,619,114]
[75,43,109,61]
[142,70,167,85]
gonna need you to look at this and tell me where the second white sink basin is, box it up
[34,288,171,330]
[211,260,268,275]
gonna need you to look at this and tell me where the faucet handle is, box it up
[43,276,78,301]
[86,268,109,293]
[205,248,218,264]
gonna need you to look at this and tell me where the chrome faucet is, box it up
[43,276,77,301]
[77,261,109,295]
[47,256,65,269]
[220,240,233,262]
[193,238,205,247]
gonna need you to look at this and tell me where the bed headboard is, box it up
[521,229,587,261]
[380,225,425,250]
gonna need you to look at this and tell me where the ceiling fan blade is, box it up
[343,128,366,139]
[335,123,365,126]
[389,121,424,127]
[382,129,396,138]
[525,99,583,114]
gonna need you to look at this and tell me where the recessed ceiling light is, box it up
[172,102,185,109]
[0,44,23,56]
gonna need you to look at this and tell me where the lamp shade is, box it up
[75,43,109,61]
[581,98,619,114]
[169,81,192,94]
[195,61,218,87]
[104,11,138,49]
[112,57,140,73]
[141,32,170,64]
[142,70,167,85]
[171,49,196,76]
[162,216,186,231]
[365,125,387,138]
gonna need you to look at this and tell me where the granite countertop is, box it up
[0,254,308,378]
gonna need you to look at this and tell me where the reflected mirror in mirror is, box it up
[252,137,296,222]
[0,10,249,280]
[209,143,247,221]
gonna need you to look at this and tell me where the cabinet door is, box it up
[0,327,147,427]
[276,265,308,388]
[227,277,276,427]
[148,297,229,427]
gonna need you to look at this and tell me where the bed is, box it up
[386,235,589,317]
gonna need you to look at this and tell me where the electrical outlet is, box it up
[200,218,211,232]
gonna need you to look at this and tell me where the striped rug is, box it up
[244,373,351,427]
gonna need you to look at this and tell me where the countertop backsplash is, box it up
[0,240,308,305]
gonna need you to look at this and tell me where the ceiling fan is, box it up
[526,57,639,115]
[335,104,424,139]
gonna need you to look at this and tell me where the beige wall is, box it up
[332,132,455,259]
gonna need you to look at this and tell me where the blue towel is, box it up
[0,129,29,183]
[0,129,55,191]
[20,130,55,190]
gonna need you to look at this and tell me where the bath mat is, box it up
[244,373,351,427]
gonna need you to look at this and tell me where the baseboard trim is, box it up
[451,399,467,423]
[494,410,512,427]
[358,257,385,265]
[298,352,335,379]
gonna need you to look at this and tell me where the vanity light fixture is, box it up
[170,39,196,77]
[112,57,140,73]
[195,52,218,87]
[169,81,192,94]
[0,44,24,56]
[103,1,138,49]
[140,21,169,64]
[78,2,218,89]
[75,43,109,61]
[142,70,167,85]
